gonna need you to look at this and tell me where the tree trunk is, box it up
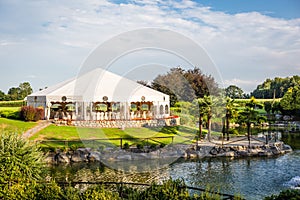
[247,122,251,147]
[226,114,230,141]
[208,115,212,141]
[222,117,225,147]
[198,115,203,141]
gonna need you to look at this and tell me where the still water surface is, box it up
[49,132,300,200]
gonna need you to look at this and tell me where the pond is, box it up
[48,131,300,200]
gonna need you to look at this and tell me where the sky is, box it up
[0,0,299,94]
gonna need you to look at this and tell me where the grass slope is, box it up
[0,118,37,133]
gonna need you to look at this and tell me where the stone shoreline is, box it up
[45,141,293,164]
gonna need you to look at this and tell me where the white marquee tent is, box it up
[27,68,170,121]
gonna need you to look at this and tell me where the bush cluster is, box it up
[2,179,234,200]
[0,110,20,119]
[20,106,44,121]
[264,189,300,200]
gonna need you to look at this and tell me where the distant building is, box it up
[26,68,170,123]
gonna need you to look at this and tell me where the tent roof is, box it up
[28,68,169,102]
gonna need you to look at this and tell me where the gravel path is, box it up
[22,120,51,138]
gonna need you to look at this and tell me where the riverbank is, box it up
[45,137,293,164]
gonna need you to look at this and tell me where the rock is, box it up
[225,151,236,157]
[283,144,293,153]
[55,153,70,163]
[131,153,149,160]
[116,154,132,161]
[88,152,101,162]
[77,148,92,154]
[71,150,89,162]
[149,151,160,159]
[249,149,259,156]
[237,150,250,157]
[219,151,235,157]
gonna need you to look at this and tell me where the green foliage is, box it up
[81,185,120,200]
[280,86,300,116]
[0,109,20,119]
[251,75,300,99]
[229,128,239,135]
[6,82,33,101]
[0,132,46,199]
[225,85,245,99]
[237,97,264,140]
[0,100,24,107]
[135,179,191,200]
[123,142,130,150]
[171,101,195,126]
[136,143,144,149]
[264,189,300,200]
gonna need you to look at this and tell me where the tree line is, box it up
[0,82,33,101]
[251,75,300,98]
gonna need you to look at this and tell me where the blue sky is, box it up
[0,0,299,94]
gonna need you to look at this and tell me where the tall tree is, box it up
[238,97,263,147]
[6,82,33,100]
[193,95,220,141]
[151,67,219,106]
[0,90,6,101]
[7,87,21,100]
[225,85,244,99]
[19,82,33,99]
[184,67,219,98]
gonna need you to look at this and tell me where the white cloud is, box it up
[0,0,299,93]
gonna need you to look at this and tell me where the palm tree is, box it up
[238,97,263,147]
[225,97,238,141]
[194,95,219,141]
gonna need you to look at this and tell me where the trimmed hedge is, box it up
[0,110,20,119]
[0,100,25,107]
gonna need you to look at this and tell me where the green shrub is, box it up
[0,110,20,119]
[35,181,63,200]
[62,186,81,200]
[137,143,144,150]
[81,185,120,200]
[70,144,78,151]
[0,132,46,199]
[264,189,300,200]
[150,143,157,149]
[123,142,130,150]
[137,179,191,200]
[160,143,166,148]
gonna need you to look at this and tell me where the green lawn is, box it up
[30,124,199,149]
[0,118,37,133]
